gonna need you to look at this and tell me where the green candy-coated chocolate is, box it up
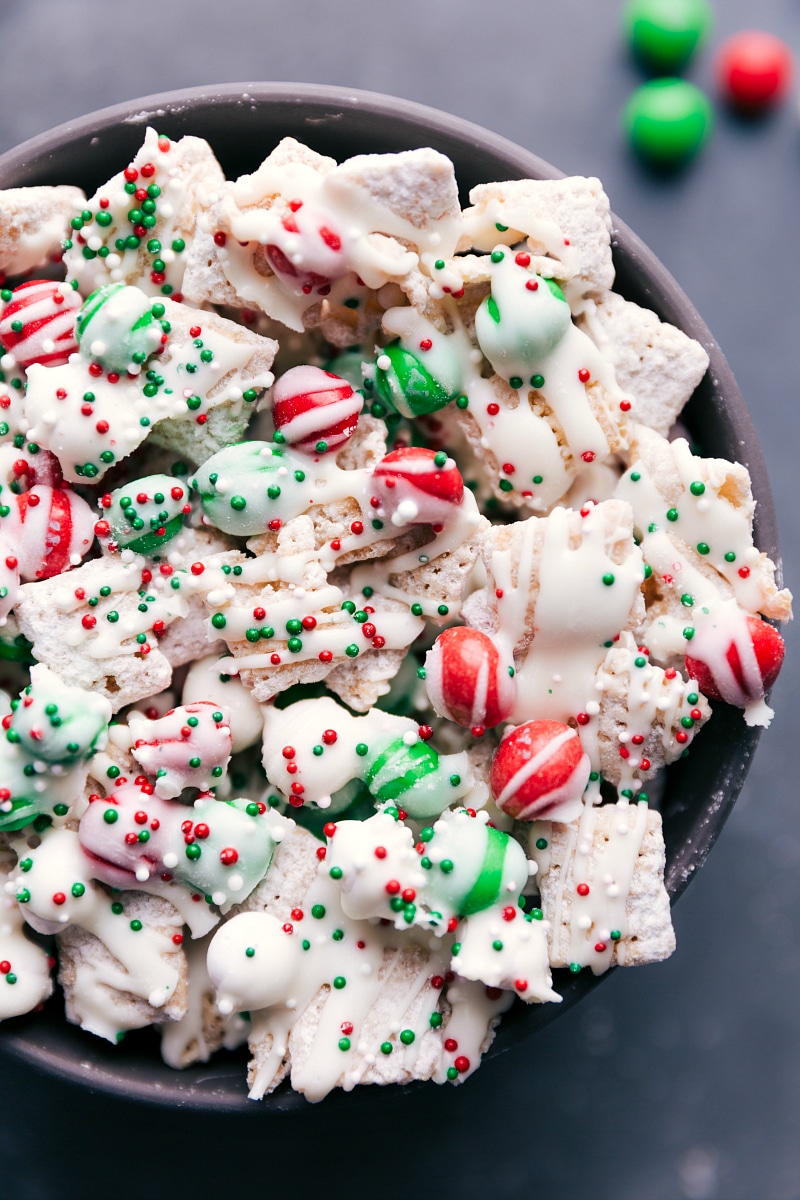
[623,79,713,167]
[374,342,456,419]
[623,0,712,73]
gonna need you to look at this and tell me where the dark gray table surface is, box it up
[0,2,797,1197]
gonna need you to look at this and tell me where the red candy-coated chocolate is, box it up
[0,280,81,370]
[271,365,361,453]
[685,614,784,706]
[490,719,590,822]
[372,446,464,526]
[716,30,794,112]
[425,626,516,729]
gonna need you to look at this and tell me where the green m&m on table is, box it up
[623,0,713,74]
[624,78,713,167]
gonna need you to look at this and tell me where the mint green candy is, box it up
[102,473,188,556]
[76,283,163,373]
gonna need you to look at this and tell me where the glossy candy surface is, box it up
[623,0,713,73]
[716,30,794,111]
[624,78,713,166]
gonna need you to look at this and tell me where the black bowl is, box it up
[0,82,780,1111]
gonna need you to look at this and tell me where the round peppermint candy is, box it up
[0,280,81,371]
[6,485,95,580]
[272,365,361,454]
[372,446,464,527]
[490,720,590,822]
[425,627,516,730]
[685,613,784,707]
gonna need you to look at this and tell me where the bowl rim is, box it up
[0,81,778,1112]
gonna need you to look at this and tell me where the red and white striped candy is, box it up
[0,533,20,622]
[271,365,361,454]
[425,626,516,729]
[0,280,81,371]
[4,485,95,580]
[685,612,784,707]
[130,701,233,798]
[372,446,464,526]
[0,444,62,493]
[490,719,590,822]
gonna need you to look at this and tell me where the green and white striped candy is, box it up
[363,734,471,821]
[373,341,459,419]
[419,808,528,925]
[76,283,163,373]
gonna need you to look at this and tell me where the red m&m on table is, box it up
[716,30,794,113]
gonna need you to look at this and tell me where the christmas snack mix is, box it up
[0,125,791,1105]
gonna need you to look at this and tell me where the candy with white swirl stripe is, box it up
[271,364,361,454]
[425,626,516,730]
[372,446,463,528]
[685,611,784,710]
[490,719,590,822]
[0,280,81,371]
[2,484,95,581]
